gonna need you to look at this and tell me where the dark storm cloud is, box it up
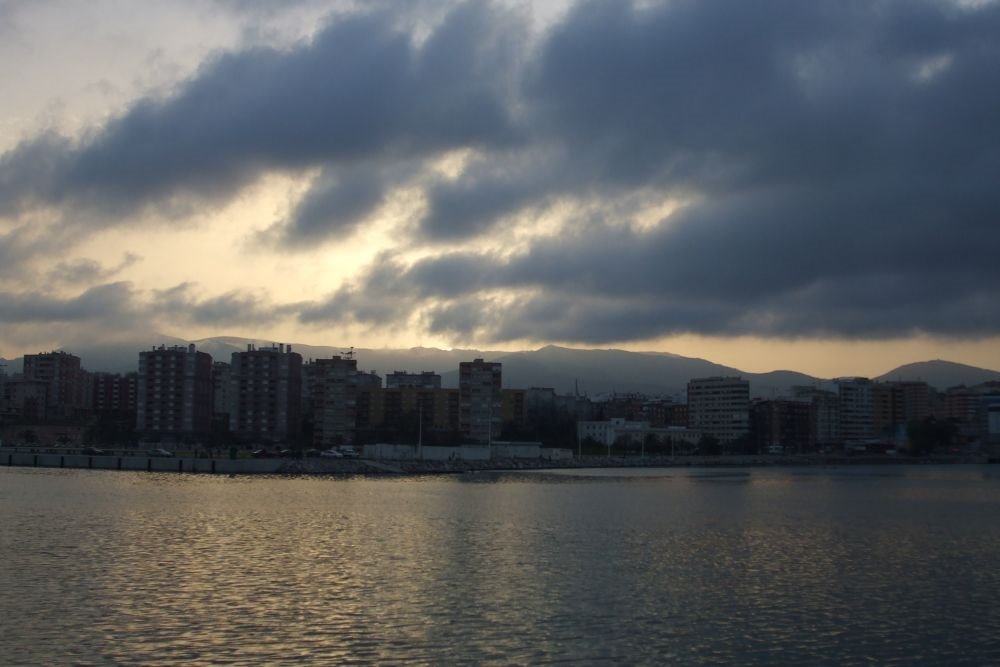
[281,166,386,244]
[418,152,562,240]
[387,0,1000,340]
[3,0,1000,342]
[0,2,522,235]
[317,172,1000,341]
[262,160,424,247]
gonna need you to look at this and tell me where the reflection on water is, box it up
[2,466,1000,664]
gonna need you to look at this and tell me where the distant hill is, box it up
[469,345,824,398]
[2,337,997,397]
[876,360,1000,391]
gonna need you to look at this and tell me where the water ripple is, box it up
[2,466,1000,664]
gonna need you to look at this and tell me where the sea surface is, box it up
[2,465,1000,665]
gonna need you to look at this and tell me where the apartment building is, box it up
[687,376,750,444]
[136,344,213,435]
[23,350,87,418]
[459,359,502,443]
[230,344,302,444]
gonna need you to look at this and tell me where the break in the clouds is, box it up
[2,0,999,345]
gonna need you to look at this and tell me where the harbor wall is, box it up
[1,451,283,474]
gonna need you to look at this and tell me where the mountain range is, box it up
[4,336,999,398]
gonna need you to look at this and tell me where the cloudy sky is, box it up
[1,0,999,376]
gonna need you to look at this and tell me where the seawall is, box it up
[1,451,284,474]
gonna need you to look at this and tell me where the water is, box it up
[2,465,1000,665]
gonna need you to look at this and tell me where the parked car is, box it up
[304,449,321,458]
[320,449,343,458]
[339,446,360,459]
[81,447,105,455]
[251,449,274,458]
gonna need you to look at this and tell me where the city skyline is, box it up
[2,0,999,377]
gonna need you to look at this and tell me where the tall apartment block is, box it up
[307,355,359,447]
[687,376,750,444]
[230,344,302,444]
[23,350,87,418]
[136,344,213,435]
[836,377,874,442]
[459,359,502,444]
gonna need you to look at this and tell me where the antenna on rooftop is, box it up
[342,346,355,360]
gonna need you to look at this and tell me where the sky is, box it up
[1,0,999,378]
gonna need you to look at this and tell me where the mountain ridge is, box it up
[2,337,999,397]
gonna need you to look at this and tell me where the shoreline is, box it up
[270,452,990,476]
[1,447,990,477]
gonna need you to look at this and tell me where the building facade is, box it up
[792,386,841,447]
[687,376,750,444]
[750,399,812,453]
[307,355,359,447]
[22,350,87,418]
[385,371,441,389]
[1,378,49,419]
[836,378,874,443]
[92,372,137,414]
[211,362,232,420]
[459,359,502,443]
[136,344,213,436]
[230,344,302,444]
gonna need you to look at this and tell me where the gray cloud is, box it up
[0,281,296,339]
[150,282,301,327]
[0,2,522,235]
[0,282,139,323]
[314,171,1000,341]
[418,151,563,240]
[261,159,425,248]
[46,253,141,286]
[3,0,1000,343]
[0,225,49,280]
[394,0,1000,340]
